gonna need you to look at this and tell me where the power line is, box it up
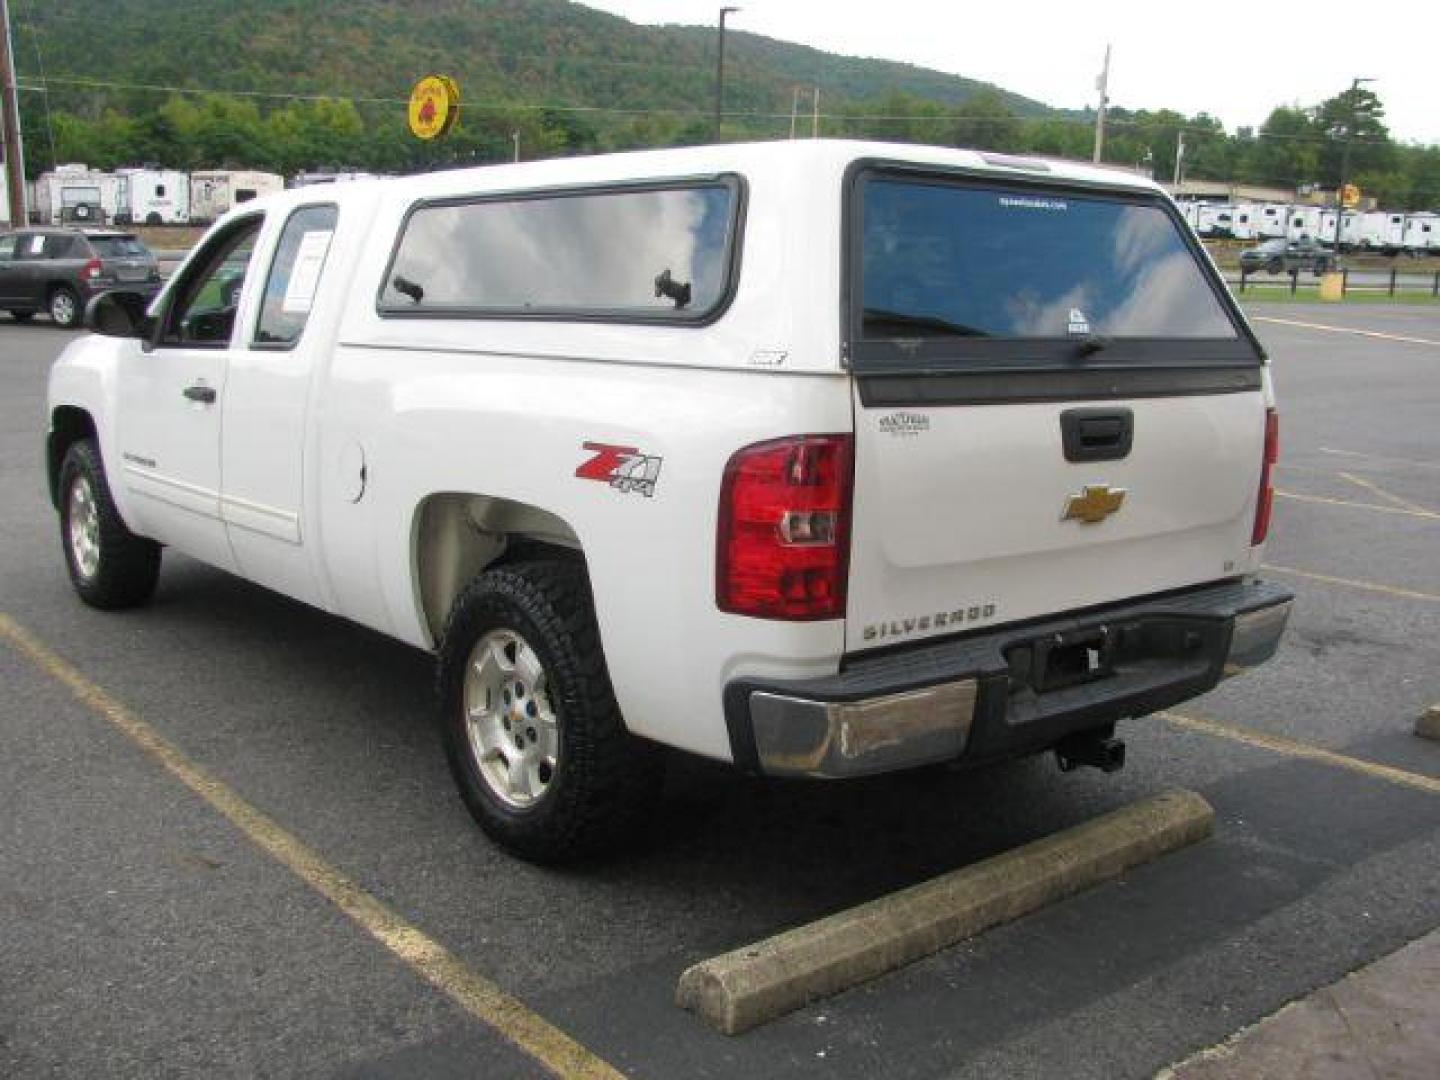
[15,72,1414,150]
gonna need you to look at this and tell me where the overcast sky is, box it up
[578,0,1440,146]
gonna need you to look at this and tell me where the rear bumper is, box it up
[724,578,1293,778]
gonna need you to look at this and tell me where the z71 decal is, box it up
[576,442,663,498]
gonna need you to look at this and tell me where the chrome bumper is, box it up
[728,579,1294,779]
[749,680,979,778]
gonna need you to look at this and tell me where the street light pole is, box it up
[1332,76,1374,257]
[714,6,739,141]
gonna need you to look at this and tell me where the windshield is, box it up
[858,177,1239,346]
[88,236,149,258]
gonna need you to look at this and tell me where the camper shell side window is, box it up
[376,175,745,326]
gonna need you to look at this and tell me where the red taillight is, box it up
[717,434,853,620]
[82,258,103,281]
[1252,408,1279,545]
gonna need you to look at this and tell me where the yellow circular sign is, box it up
[1341,183,1361,209]
[408,75,460,141]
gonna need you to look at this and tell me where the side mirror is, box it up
[85,291,154,340]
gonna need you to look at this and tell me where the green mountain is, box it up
[8,0,1078,176]
[14,0,1058,128]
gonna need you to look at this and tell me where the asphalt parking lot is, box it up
[2,305,1438,1079]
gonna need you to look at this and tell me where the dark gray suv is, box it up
[0,229,162,328]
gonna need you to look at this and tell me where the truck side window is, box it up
[161,215,263,347]
[254,204,338,348]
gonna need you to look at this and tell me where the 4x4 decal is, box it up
[576,442,663,498]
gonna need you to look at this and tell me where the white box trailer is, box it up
[189,170,284,224]
[1355,211,1406,252]
[1402,213,1439,253]
[1255,203,1289,239]
[115,168,190,225]
[33,164,123,225]
[1286,206,1325,241]
[1229,204,1259,241]
[1194,203,1234,238]
[1318,210,1362,249]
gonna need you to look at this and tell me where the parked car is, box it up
[46,141,1293,862]
[0,228,162,328]
[1239,237,1335,276]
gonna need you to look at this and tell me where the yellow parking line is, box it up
[1337,472,1437,516]
[0,613,624,1080]
[1160,712,1440,796]
[1262,563,1440,604]
[1318,447,1440,473]
[1275,489,1440,521]
[1251,315,1440,348]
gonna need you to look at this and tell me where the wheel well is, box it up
[47,406,97,508]
[413,493,583,645]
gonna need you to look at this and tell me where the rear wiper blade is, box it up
[862,308,988,338]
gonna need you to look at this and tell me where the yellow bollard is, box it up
[1319,271,1344,302]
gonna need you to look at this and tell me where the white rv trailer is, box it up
[188,170,285,224]
[115,168,190,225]
[1402,213,1439,253]
[1229,204,1259,241]
[1286,206,1325,241]
[1318,210,1362,249]
[289,170,380,187]
[1194,203,1234,238]
[33,164,123,225]
[1255,204,1289,239]
[1355,211,1406,252]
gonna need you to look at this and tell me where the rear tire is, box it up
[1265,258,1283,275]
[58,439,161,609]
[437,560,662,863]
[49,286,81,329]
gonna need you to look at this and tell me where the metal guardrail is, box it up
[1226,268,1440,298]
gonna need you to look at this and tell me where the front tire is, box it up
[49,286,81,329]
[437,560,662,863]
[58,439,161,609]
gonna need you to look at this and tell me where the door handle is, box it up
[183,384,217,404]
[1061,408,1133,462]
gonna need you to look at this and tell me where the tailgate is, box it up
[846,386,1265,653]
[842,163,1268,654]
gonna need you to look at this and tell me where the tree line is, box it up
[20,83,1440,210]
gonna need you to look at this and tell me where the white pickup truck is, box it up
[47,141,1292,862]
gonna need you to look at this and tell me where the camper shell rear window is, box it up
[846,164,1261,374]
[378,176,743,325]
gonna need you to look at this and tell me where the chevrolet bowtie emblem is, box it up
[1062,484,1127,524]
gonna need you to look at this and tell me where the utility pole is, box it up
[811,85,820,138]
[1173,131,1185,187]
[714,6,739,141]
[0,0,28,225]
[789,86,800,140]
[1332,76,1374,257]
[511,130,520,163]
[1092,43,1111,164]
